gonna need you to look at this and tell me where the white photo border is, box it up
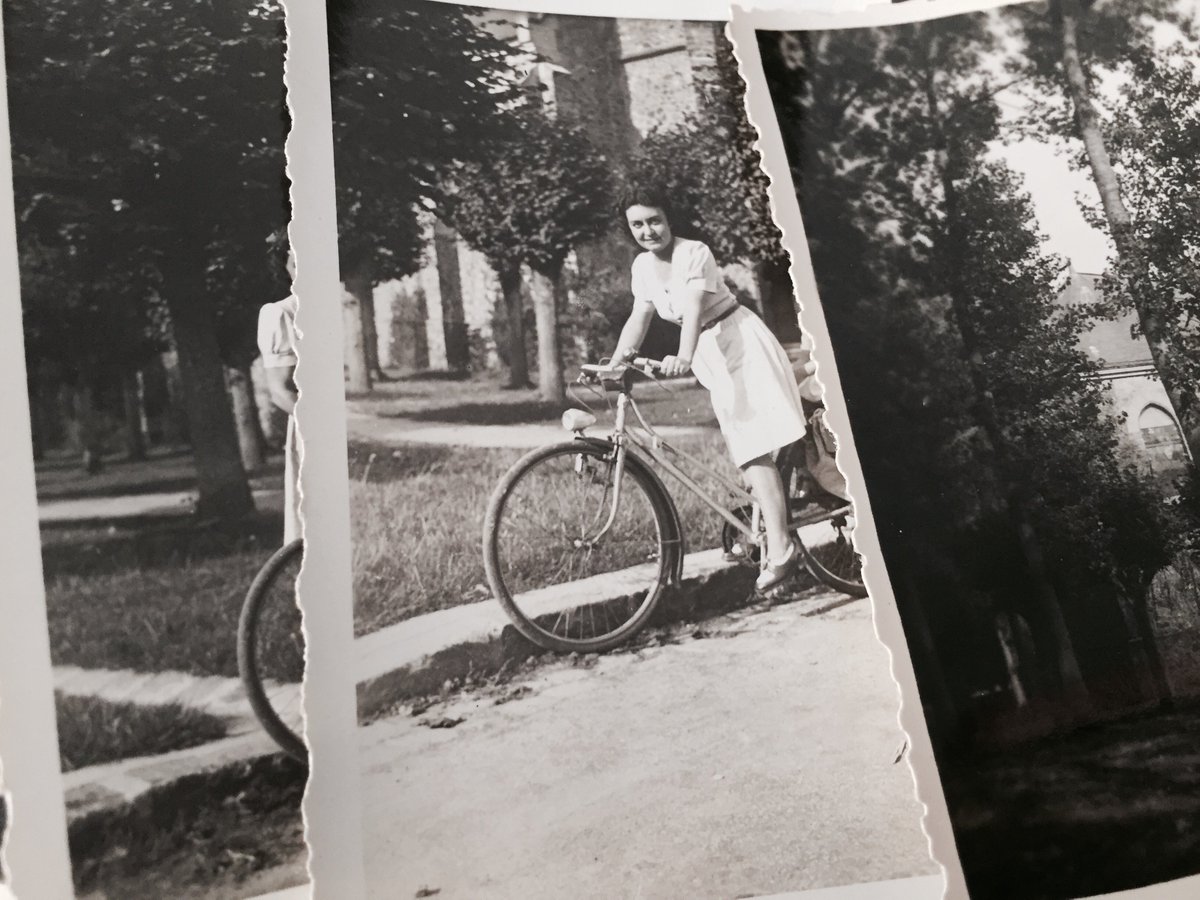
[0,0,77,892]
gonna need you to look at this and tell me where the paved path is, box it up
[357,596,938,900]
[39,488,283,523]
[345,410,710,450]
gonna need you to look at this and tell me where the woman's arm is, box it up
[662,285,706,377]
[612,303,656,363]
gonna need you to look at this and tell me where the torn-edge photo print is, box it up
[731,0,1200,897]
[294,0,941,897]
[0,0,310,897]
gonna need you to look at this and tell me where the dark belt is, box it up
[700,303,739,332]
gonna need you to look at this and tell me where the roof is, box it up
[1056,271,1153,369]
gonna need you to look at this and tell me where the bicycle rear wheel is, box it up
[238,539,306,762]
[795,510,867,599]
[483,441,673,653]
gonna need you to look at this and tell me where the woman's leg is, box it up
[741,453,791,562]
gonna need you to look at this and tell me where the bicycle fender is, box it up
[575,436,687,586]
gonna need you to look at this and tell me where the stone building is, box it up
[1058,270,1192,493]
[369,12,756,374]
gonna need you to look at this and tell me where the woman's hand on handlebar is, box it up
[659,355,691,378]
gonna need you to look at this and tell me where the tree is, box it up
[18,199,163,471]
[327,0,517,384]
[629,38,799,340]
[760,17,1178,745]
[443,110,613,401]
[1009,0,1200,460]
[6,0,289,518]
[1093,43,1200,460]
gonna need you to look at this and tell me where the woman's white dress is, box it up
[631,238,807,467]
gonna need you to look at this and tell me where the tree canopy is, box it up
[327,0,518,281]
[759,14,1181,757]
[7,0,290,516]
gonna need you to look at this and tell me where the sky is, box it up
[997,139,1112,273]
[981,1,1198,276]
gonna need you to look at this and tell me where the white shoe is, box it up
[755,542,800,593]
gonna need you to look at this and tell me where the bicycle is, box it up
[237,538,306,762]
[482,357,866,655]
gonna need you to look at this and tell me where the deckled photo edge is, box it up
[724,9,964,900]
[283,0,367,896]
[728,1,1200,899]
[0,0,75,893]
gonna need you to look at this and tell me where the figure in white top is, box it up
[611,183,809,593]
[257,251,300,544]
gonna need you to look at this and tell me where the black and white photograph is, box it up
[737,0,1200,896]
[1,0,310,896]
[319,1,939,897]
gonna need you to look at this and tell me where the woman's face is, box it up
[625,204,673,254]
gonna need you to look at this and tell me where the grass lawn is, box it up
[348,371,719,429]
[348,427,741,637]
[43,515,282,678]
[56,692,228,772]
[36,445,284,502]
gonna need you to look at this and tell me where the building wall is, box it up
[375,12,749,376]
[1058,270,1191,488]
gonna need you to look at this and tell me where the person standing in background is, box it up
[257,251,300,544]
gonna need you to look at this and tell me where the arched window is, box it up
[1139,404,1189,471]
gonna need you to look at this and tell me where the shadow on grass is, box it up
[381,399,563,426]
[36,446,284,502]
[346,440,455,483]
[43,512,284,679]
[41,512,283,578]
[945,701,1200,900]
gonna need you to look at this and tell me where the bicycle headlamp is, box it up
[562,409,597,432]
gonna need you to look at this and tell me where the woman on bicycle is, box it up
[611,182,808,593]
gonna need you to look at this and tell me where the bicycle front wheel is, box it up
[483,441,673,653]
[238,539,306,762]
[796,510,867,599]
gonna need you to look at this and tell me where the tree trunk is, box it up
[528,266,565,403]
[72,377,104,475]
[161,350,188,446]
[122,369,147,462]
[358,282,390,382]
[500,268,531,388]
[921,44,1091,714]
[27,363,44,462]
[161,283,254,521]
[1056,0,1200,460]
[226,364,267,473]
[343,277,373,394]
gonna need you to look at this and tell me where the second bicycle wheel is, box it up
[484,441,673,653]
[796,511,868,599]
[238,538,307,762]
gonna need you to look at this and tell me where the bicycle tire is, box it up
[797,513,867,599]
[238,538,307,762]
[483,441,674,653]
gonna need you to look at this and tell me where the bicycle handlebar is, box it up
[578,357,662,383]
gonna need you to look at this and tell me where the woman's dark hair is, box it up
[617,181,677,228]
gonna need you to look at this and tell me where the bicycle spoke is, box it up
[488,444,669,651]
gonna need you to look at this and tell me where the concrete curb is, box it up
[356,549,763,723]
[354,518,846,722]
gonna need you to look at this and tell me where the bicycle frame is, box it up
[599,387,763,545]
